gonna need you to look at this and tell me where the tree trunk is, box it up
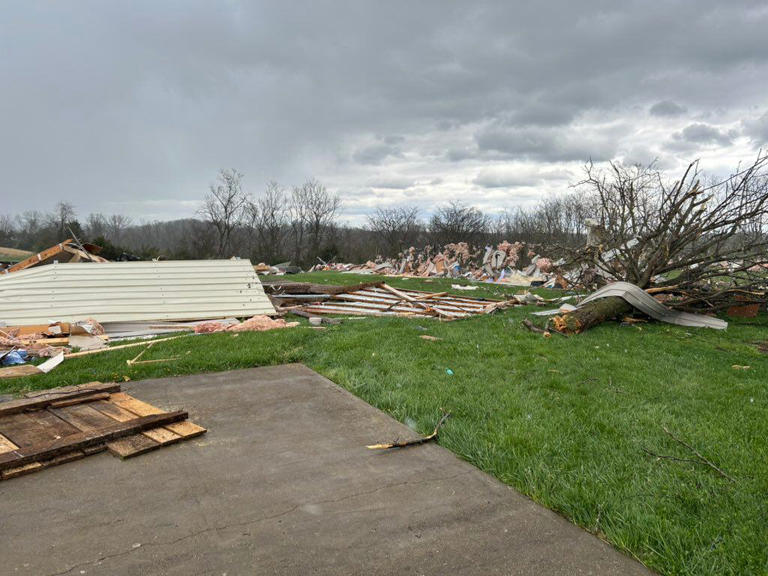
[553,297,632,334]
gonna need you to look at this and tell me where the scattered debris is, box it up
[194,315,298,334]
[731,365,751,370]
[0,352,63,379]
[304,241,557,286]
[294,283,513,320]
[419,335,442,341]
[367,411,451,450]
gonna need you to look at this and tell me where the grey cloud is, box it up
[670,123,734,148]
[352,143,402,165]
[475,124,618,162]
[650,100,687,117]
[0,1,767,220]
[474,169,538,188]
[367,175,415,189]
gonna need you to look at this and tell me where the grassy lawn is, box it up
[2,271,767,575]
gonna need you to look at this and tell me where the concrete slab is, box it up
[0,364,652,575]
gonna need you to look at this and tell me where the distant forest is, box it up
[0,169,588,266]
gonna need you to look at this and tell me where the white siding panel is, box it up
[0,259,275,325]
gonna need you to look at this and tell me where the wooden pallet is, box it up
[0,382,206,480]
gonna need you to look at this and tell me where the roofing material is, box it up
[0,259,275,326]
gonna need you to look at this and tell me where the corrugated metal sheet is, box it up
[0,259,275,325]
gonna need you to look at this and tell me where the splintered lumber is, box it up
[66,335,189,358]
[0,382,119,416]
[0,411,188,472]
[6,239,73,273]
[367,411,451,450]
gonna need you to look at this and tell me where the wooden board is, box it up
[0,365,41,380]
[0,382,119,416]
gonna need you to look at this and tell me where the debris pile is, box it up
[264,280,519,319]
[306,241,560,287]
[194,315,299,333]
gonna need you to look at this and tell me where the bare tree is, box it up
[107,214,133,245]
[429,201,489,247]
[0,214,15,246]
[251,181,288,264]
[85,213,108,239]
[48,202,77,240]
[290,179,341,263]
[200,169,249,257]
[367,206,421,257]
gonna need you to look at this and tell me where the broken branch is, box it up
[367,411,451,450]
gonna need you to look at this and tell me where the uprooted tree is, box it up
[553,153,768,333]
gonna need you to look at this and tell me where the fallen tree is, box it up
[553,153,768,332]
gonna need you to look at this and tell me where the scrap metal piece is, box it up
[578,282,727,330]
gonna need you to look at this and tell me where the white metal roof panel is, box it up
[0,259,276,325]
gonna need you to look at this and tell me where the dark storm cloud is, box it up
[667,123,736,151]
[1,1,767,220]
[475,123,619,162]
[352,143,403,165]
[650,101,687,117]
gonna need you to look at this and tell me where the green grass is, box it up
[2,272,767,575]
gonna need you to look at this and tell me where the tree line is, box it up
[0,168,590,266]
[5,157,762,274]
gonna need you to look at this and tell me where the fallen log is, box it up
[553,296,632,334]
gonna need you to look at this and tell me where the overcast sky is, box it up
[2,1,767,225]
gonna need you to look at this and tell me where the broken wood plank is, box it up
[106,434,160,458]
[1,462,43,480]
[49,392,111,409]
[7,239,73,273]
[0,365,41,380]
[88,399,183,456]
[0,410,188,472]
[0,382,120,416]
